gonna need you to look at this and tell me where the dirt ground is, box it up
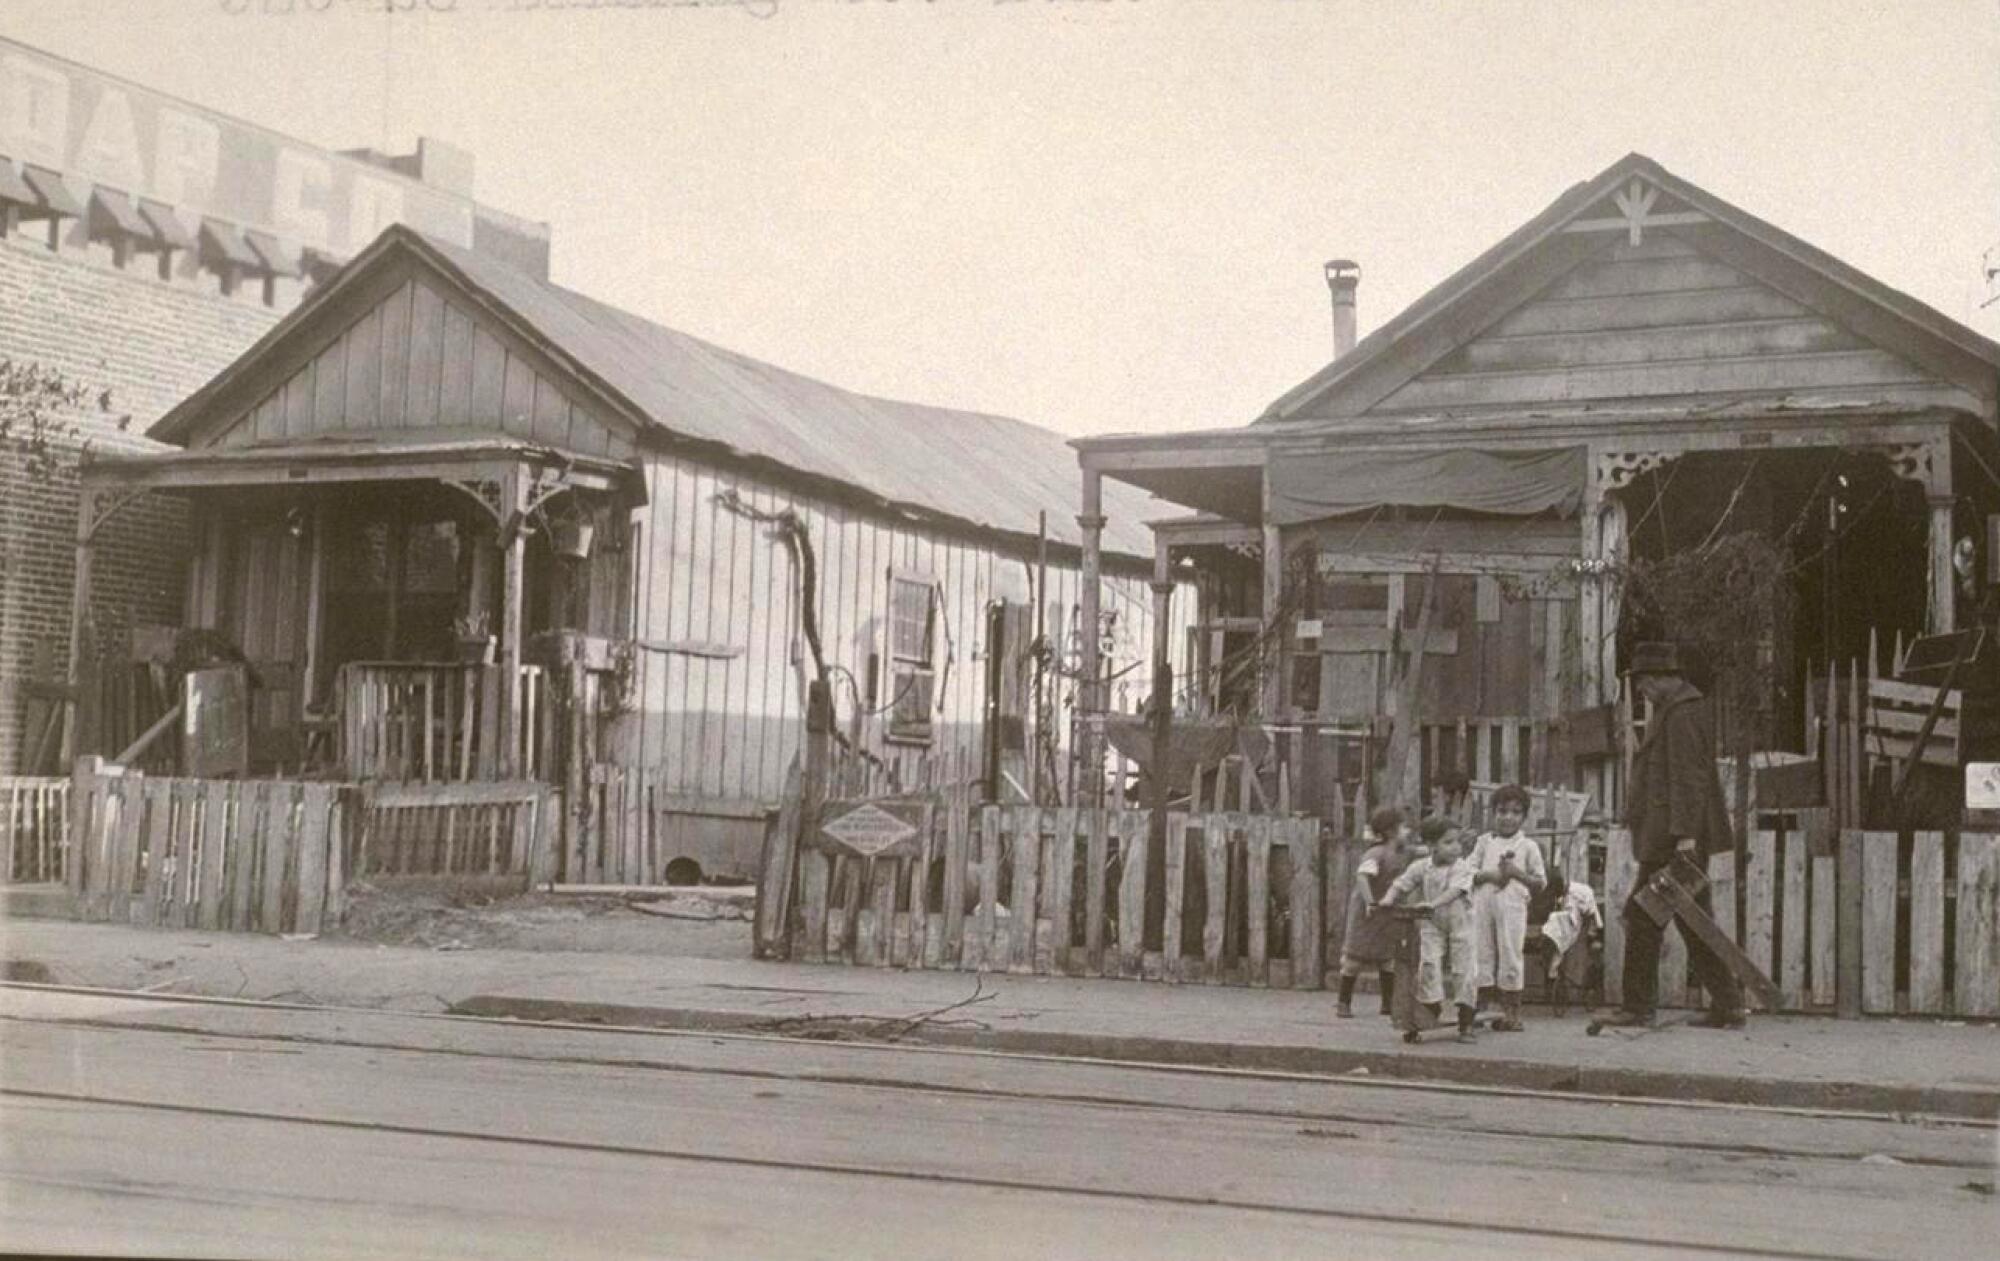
[330,882,755,959]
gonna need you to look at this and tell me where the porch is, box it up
[68,437,642,785]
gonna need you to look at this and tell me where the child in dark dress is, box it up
[1336,807,1416,1017]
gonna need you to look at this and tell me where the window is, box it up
[886,572,937,744]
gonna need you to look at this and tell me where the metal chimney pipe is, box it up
[1324,259,1360,360]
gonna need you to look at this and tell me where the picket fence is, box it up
[781,789,1327,988]
[1602,810,2000,1018]
[60,762,554,936]
[1,776,69,883]
[68,761,349,935]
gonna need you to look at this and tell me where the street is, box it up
[0,986,1992,1259]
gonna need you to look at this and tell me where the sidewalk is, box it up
[3,915,1996,1119]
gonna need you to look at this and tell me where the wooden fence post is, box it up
[1836,827,1864,1018]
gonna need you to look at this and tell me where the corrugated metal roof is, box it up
[416,233,1161,559]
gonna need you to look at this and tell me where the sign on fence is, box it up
[816,797,930,860]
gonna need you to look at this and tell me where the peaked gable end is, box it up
[1371,229,1940,414]
[181,255,638,460]
[1272,157,1999,424]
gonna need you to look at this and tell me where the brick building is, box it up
[0,37,544,771]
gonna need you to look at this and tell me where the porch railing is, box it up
[338,662,550,783]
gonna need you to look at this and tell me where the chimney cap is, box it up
[1324,258,1360,283]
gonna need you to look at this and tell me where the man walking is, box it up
[1598,642,1747,1030]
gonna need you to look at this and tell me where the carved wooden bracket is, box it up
[1595,449,1676,494]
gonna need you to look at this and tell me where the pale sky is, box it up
[5,0,1997,439]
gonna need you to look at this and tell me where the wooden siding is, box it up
[609,454,1189,805]
[1374,232,1938,413]
[208,274,635,459]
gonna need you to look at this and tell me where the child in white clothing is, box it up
[1469,784,1547,1032]
[1379,818,1480,1042]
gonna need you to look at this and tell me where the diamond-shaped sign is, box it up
[818,800,922,859]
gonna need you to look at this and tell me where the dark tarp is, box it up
[1267,445,1585,523]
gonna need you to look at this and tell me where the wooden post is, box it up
[1077,467,1105,806]
[1836,826,1863,1018]
[1261,467,1284,718]
[60,496,96,769]
[1146,539,1174,953]
[500,472,529,778]
[1927,494,1955,635]
[301,501,329,711]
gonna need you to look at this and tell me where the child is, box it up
[1469,783,1547,1032]
[1336,806,1415,1018]
[1379,817,1479,1042]
[1538,870,1603,1016]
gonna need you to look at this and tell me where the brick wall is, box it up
[0,233,285,772]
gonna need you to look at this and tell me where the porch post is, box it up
[501,470,529,778]
[1927,496,1955,635]
[1077,466,1105,805]
[60,493,97,770]
[1261,466,1284,718]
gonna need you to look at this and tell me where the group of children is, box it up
[1336,785,1598,1044]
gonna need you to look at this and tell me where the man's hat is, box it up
[1625,641,1685,677]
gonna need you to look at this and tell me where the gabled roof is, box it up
[1262,152,2000,423]
[150,226,1160,560]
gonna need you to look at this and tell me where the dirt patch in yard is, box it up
[333,882,753,959]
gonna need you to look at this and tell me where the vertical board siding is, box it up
[208,275,632,457]
[623,453,1189,811]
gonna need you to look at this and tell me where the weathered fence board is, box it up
[0,777,69,884]
[1860,831,1898,1014]
[68,767,346,935]
[782,799,1335,991]
[1956,834,2000,1017]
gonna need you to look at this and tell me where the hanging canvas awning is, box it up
[1266,445,1586,523]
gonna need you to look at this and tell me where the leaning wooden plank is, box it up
[754,763,802,959]
[1322,834,1353,986]
[230,782,264,932]
[1009,807,1040,974]
[872,857,897,969]
[1953,832,2000,1017]
[1810,852,1836,1008]
[260,784,296,935]
[1246,816,1271,988]
[1744,829,1775,980]
[158,784,191,932]
[1859,831,1898,1014]
[1707,851,1737,943]
[322,795,347,928]
[941,783,970,967]
[1906,831,1945,1015]
[796,847,831,964]
[1290,819,1324,990]
[970,806,1001,972]
[1203,817,1229,983]
[906,802,937,971]
[1117,809,1147,978]
[196,781,231,930]
[1163,811,1188,982]
[1032,815,1058,975]
[1049,806,1077,975]
[1601,828,1636,1007]
[1083,806,1109,975]
[1780,825,1808,1011]
[292,784,335,935]
[134,779,173,927]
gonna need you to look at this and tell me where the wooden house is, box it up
[71,225,1183,880]
[1073,154,2000,820]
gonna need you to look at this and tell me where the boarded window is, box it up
[887,574,937,744]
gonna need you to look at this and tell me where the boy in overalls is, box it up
[1470,783,1547,1032]
[1379,818,1479,1042]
